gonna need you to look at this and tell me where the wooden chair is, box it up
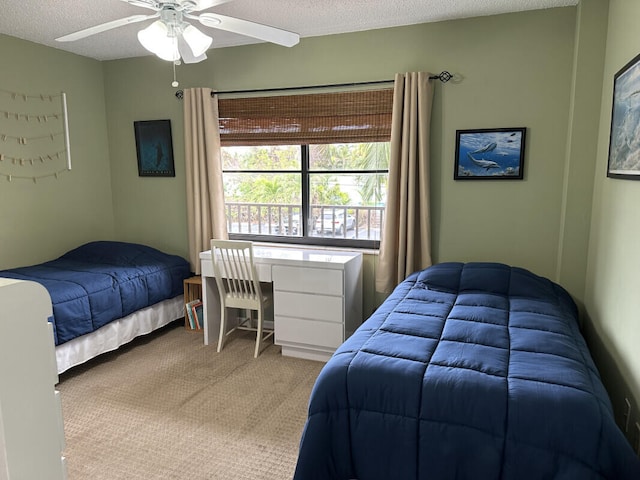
[210,239,274,358]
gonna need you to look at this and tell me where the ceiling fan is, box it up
[55,0,299,64]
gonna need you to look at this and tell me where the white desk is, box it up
[200,245,363,362]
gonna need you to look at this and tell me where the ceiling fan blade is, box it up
[189,0,235,12]
[119,0,159,10]
[198,13,299,47]
[55,13,158,42]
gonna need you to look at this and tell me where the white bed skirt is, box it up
[55,295,184,374]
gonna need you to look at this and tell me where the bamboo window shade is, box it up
[218,88,394,146]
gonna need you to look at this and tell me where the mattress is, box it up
[294,262,640,479]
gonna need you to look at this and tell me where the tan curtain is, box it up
[376,72,434,293]
[183,88,228,274]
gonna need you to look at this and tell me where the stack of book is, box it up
[185,299,204,330]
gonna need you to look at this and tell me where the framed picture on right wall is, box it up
[607,51,640,180]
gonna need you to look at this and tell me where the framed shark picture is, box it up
[134,119,175,177]
[454,127,526,180]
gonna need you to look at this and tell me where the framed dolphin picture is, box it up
[454,127,526,180]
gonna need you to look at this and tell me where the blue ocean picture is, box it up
[456,129,525,179]
[609,56,640,176]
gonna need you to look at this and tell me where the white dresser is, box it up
[200,245,362,362]
[0,279,67,480]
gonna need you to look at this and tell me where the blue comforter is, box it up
[0,241,191,345]
[294,262,640,479]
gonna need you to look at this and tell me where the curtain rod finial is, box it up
[175,90,184,100]
[430,71,452,83]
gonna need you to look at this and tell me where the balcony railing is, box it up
[224,203,384,240]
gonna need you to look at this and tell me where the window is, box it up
[221,142,388,248]
[218,88,393,248]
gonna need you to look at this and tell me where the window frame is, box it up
[223,144,387,249]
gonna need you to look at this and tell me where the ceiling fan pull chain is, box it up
[172,60,180,87]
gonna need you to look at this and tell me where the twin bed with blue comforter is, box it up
[0,241,191,372]
[294,262,640,479]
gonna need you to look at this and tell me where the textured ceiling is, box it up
[0,0,578,61]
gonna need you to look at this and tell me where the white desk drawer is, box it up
[272,265,343,296]
[275,316,343,349]
[274,291,342,322]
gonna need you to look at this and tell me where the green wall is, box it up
[556,0,608,304]
[0,35,114,269]
[102,8,579,315]
[585,0,640,436]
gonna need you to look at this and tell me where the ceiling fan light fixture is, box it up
[177,35,208,64]
[137,20,166,51]
[154,39,180,62]
[181,25,212,57]
[137,20,180,61]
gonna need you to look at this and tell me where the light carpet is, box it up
[57,322,324,479]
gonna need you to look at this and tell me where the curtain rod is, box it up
[175,71,452,99]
